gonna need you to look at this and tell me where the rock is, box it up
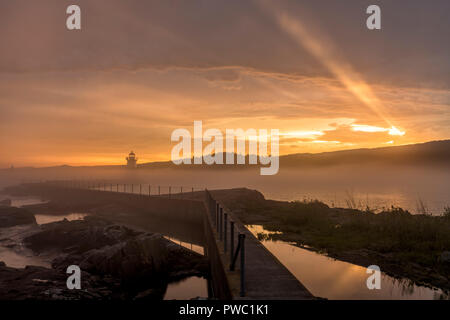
[134,288,163,300]
[0,199,12,206]
[21,218,209,299]
[24,217,140,253]
[0,264,116,300]
[53,233,170,283]
[0,206,36,228]
[440,251,450,263]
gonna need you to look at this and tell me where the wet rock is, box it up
[52,233,170,283]
[440,251,450,263]
[0,206,36,228]
[0,264,117,300]
[17,218,209,299]
[133,288,164,300]
[24,217,140,253]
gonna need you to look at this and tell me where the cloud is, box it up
[351,124,405,136]
[1,0,449,89]
[1,1,450,166]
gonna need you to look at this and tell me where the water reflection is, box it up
[34,213,88,225]
[247,225,449,300]
[0,246,51,269]
[164,236,204,255]
[164,276,208,300]
[0,195,47,208]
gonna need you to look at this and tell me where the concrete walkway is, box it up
[207,189,314,300]
[236,223,314,299]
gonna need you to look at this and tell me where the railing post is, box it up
[219,207,223,241]
[131,184,134,194]
[149,185,151,196]
[240,234,246,297]
[169,186,171,198]
[216,203,219,232]
[124,184,126,193]
[140,184,142,195]
[230,221,234,261]
[192,187,194,197]
[224,213,228,252]
[159,186,161,196]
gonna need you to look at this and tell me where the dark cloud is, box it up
[0,0,449,88]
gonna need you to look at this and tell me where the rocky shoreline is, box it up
[0,205,209,300]
[209,188,450,294]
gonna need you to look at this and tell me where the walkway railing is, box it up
[205,189,246,297]
[45,180,203,199]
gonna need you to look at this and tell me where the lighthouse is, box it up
[126,151,138,168]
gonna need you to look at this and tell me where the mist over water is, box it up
[2,164,449,215]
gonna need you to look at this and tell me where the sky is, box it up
[0,0,449,167]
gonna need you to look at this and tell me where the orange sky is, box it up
[1,1,449,167]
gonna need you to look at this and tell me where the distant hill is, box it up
[2,140,450,172]
[280,139,450,167]
[139,139,450,169]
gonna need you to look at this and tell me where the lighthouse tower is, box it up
[126,151,138,168]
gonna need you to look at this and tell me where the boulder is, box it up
[24,217,140,253]
[0,264,120,300]
[0,206,36,228]
[440,251,450,263]
[25,218,209,288]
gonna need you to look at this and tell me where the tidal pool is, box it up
[164,276,208,300]
[247,225,449,300]
[34,213,88,225]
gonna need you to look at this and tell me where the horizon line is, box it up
[2,139,449,170]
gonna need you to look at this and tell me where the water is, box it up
[247,225,449,300]
[162,237,208,300]
[34,213,88,225]
[0,246,51,269]
[78,165,450,215]
[0,195,47,208]
[0,224,53,269]
[164,236,205,255]
[164,276,208,300]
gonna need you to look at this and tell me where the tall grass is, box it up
[415,196,429,215]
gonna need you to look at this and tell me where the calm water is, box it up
[0,195,47,208]
[0,246,52,269]
[164,276,208,300]
[162,237,208,299]
[164,236,205,255]
[34,213,88,225]
[84,165,450,215]
[247,225,449,300]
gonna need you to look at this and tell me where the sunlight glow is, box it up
[262,3,401,131]
[281,131,324,139]
[351,124,405,136]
